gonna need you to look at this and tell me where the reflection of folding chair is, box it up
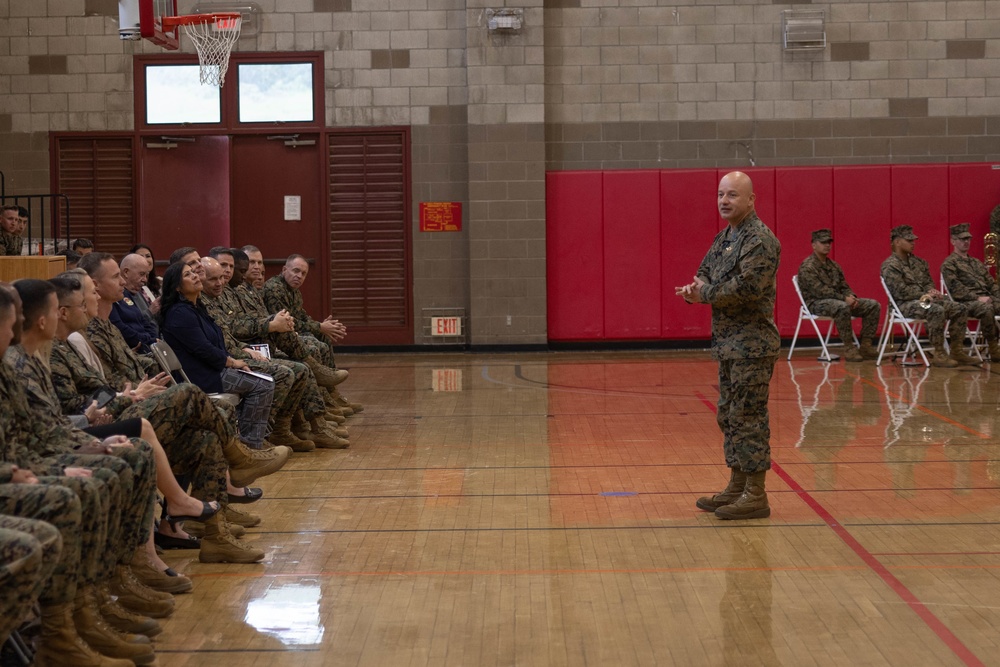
[877,365,929,448]
[788,275,856,362]
[788,362,833,447]
[877,276,930,367]
[939,276,984,360]
[150,340,241,406]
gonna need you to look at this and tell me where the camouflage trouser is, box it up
[810,298,881,344]
[58,443,157,566]
[271,330,337,369]
[899,299,967,348]
[717,356,776,473]
[120,383,229,504]
[301,334,336,368]
[962,300,998,342]
[0,481,84,606]
[272,358,327,420]
[247,359,299,420]
[0,477,101,604]
[0,514,61,642]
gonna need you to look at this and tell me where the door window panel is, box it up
[145,65,222,124]
[237,63,314,123]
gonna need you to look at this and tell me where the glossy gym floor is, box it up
[158,350,1000,666]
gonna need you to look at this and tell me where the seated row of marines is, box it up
[0,244,363,665]
[798,222,999,368]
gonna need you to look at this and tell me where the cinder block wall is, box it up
[0,1,998,344]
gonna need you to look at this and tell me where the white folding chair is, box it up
[788,275,839,362]
[877,276,930,366]
[939,276,984,360]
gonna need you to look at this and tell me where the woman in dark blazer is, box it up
[158,261,274,449]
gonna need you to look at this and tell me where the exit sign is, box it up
[430,316,462,336]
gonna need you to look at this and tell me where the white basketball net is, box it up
[182,15,242,87]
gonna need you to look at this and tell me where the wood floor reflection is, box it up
[157,351,1000,666]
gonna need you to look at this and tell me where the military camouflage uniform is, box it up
[0,485,80,606]
[0,229,22,256]
[5,344,156,564]
[695,211,780,473]
[261,275,338,368]
[882,253,968,349]
[941,252,1000,343]
[990,203,1000,235]
[0,517,51,641]
[219,285,329,420]
[797,254,881,343]
[203,290,302,421]
[50,337,231,506]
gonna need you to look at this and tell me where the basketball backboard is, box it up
[119,0,180,50]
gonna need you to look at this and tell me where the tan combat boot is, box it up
[695,469,747,512]
[309,417,350,449]
[842,345,863,362]
[931,345,959,368]
[290,411,319,451]
[223,437,291,487]
[96,582,161,638]
[198,514,265,564]
[225,505,262,528]
[304,355,344,389]
[73,586,156,665]
[859,340,879,360]
[990,341,1000,361]
[951,347,982,367]
[109,565,174,619]
[35,601,133,667]
[715,471,770,520]
[269,414,308,449]
[130,549,192,595]
[186,518,246,538]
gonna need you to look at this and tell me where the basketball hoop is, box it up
[161,12,242,87]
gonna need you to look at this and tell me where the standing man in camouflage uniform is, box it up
[0,205,23,256]
[881,225,976,368]
[796,228,881,361]
[676,171,780,520]
[941,223,1000,361]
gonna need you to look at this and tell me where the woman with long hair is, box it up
[157,262,275,449]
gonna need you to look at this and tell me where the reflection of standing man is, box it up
[676,171,781,520]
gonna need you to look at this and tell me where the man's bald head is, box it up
[717,171,755,225]
[120,253,150,293]
[200,256,226,298]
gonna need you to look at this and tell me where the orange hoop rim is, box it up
[161,12,242,30]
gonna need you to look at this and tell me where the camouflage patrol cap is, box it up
[890,225,918,241]
[950,223,973,239]
[811,229,833,243]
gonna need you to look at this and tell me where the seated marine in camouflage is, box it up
[940,222,1000,361]
[796,228,881,361]
[881,225,977,368]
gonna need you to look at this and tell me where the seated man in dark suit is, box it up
[110,254,159,353]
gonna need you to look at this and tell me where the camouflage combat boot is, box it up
[35,602,133,667]
[309,416,350,449]
[304,355,346,389]
[931,345,959,368]
[73,586,156,665]
[842,345,863,362]
[223,437,291,487]
[96,582,162,638]
[714,471,770,520]
[269,415,308,449]
[695,469,747,512]
[198,514,265,564]
[950,347,982,367]
[225,505,262,528]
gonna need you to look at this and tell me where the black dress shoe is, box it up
[154,531,201,550]
[227,487,263,504]
[163,500,221,525]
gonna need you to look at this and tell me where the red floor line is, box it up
[772,461,985,667]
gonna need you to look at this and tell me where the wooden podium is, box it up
[0,256,66,282]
